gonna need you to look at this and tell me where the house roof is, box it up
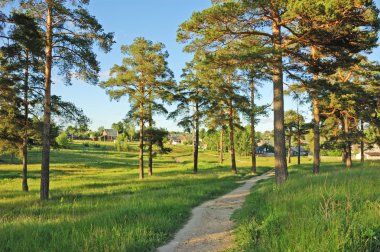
[290,146,307,152]
[366,152,380,157]
[168,134,181,141]
[103,129,118,137]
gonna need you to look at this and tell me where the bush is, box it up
[56,132,69,149]
[320,149,341,156]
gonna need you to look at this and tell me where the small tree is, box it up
[169,58,208,174]
[101,37,174,179]
[56,132,69,149]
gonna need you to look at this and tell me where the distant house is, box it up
[289,146,309,156]
[168,134,181,145]
[180,135,192,145]
[355,145,380,160]
[101,129,118,141]
[168,134,192,145]
[256,144,274,156]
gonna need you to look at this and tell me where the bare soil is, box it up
[157,171,274,252]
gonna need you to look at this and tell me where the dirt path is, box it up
[157,171,275,252]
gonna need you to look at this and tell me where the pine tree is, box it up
[169,58,208,173]
[177,0,289,182]
[101,38,174,179]
[0,11,44,191]
[207,65,248,174]
[7,0,114,200]
[284,0,379,173]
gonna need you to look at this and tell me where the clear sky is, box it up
[52,0,380,132]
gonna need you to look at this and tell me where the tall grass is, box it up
[231,161,380,252]
[0,141,272,251]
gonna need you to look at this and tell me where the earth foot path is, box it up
[157,171,275,252]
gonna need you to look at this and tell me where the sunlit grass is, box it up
[0,141,275,252]
[231,160,380,252]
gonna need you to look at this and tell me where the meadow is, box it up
[1,141,379,252]
[0,141,271,252]
[231,160,380,252]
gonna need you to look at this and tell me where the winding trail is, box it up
[157,171,275,252]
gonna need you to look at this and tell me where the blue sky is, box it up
[53,0,380,132]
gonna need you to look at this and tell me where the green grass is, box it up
[0,141,274,252]
[231,161,380,252]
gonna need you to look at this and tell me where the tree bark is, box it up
[297,103,301,165]
[139,85,144,179]
[341,117,347,164]
[272,12,287,183]
[360,120,364,163]
[288,135,292,164]
[22,49,29,192]
[311,46,320,174]
[193,100,199,174]
[344,115,352,168]
[40,2,53,200]
[250,78,257,173]
[227,77,237,174]
[312,97,321,174]
[219,129,224,164]
[148,91,153,176]
[342,147,347,164]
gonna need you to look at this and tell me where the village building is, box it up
[255,139,274,156]
[100,129,118,141]
[289,146,309,156]
[168,134,192,145]
[355,144,380,160]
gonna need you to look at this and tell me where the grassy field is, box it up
[0,141,275,252]
[2,141,378,252]
[231,160,380,252]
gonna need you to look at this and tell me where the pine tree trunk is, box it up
[311,46,321,174]
[360,120,364,163]
[148,93,153,176]
[22,49,29,192]
[272,13,287,183]
[312,96,320,174]
[342,147,347,164]
[288,136,292,164]
[41,3,53,200]
[228,78,237,174]
[344,115,352,168]
[193,101,199,174]
[139,87,144,179]
[219,129,224,164]
[297,137,301,165]
[250,78,257,173]
[297,104,301,165]
[341,117,347,164]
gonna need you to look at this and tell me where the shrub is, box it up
[56,132,69,149]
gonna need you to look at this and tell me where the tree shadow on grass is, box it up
[0,169,71,180]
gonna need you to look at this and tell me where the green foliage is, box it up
[56,132,69,149]
[144,128,172,154]
[15,0,115,85]
[101,37,174,110]
[111,120,136,141]
[320,149,341,156]
[114,134,129,152]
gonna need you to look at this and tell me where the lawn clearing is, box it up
[231,161,380,252]
[0,141,273,252]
